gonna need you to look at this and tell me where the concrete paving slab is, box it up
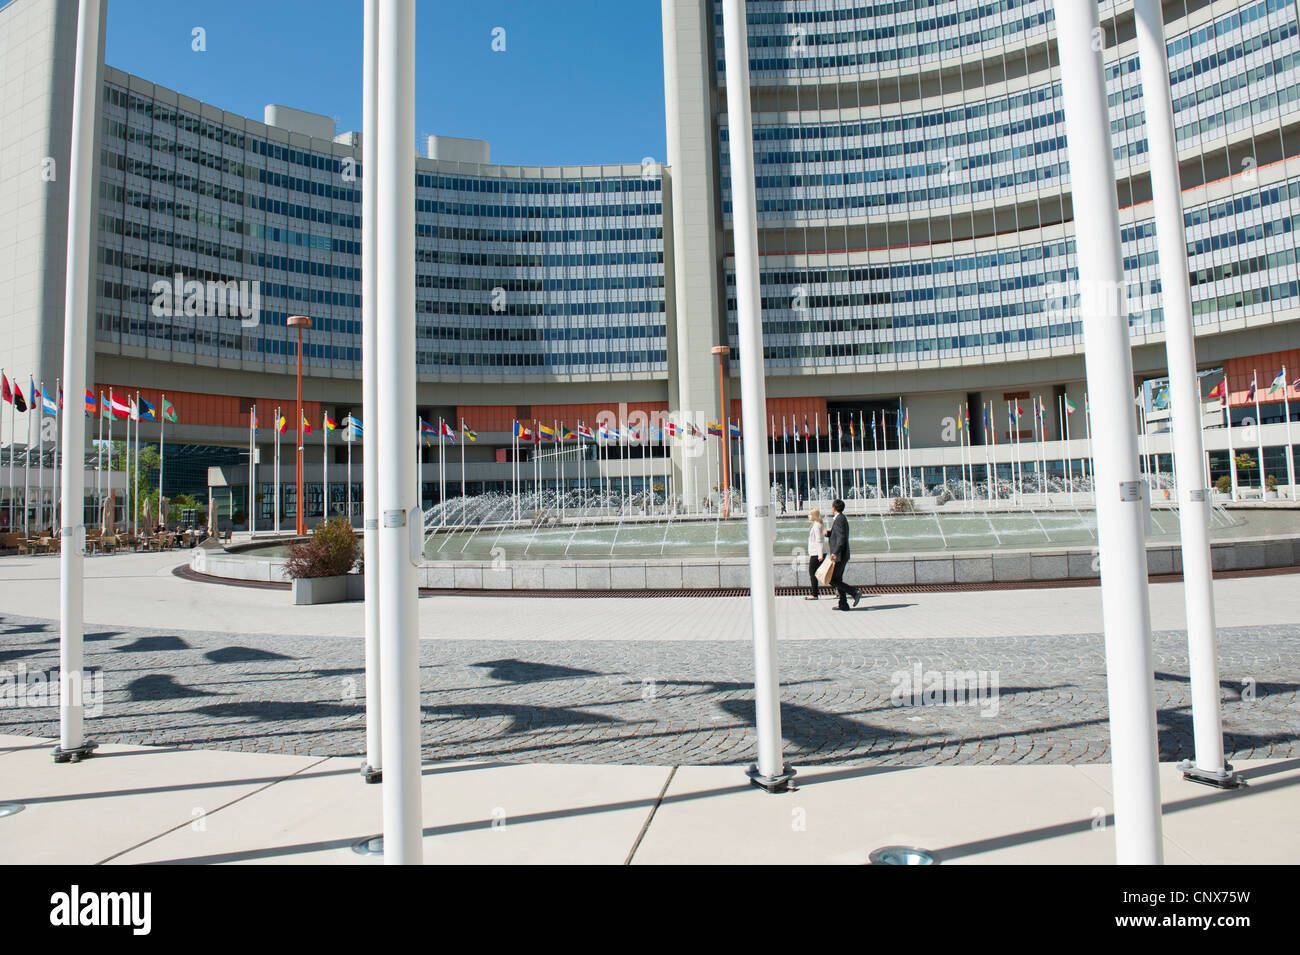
[107,758,670,865]
[1072,758,1300,865]
[629,762,1276,865]
[0,740,323,865]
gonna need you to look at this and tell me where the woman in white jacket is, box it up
[806,507,826,599]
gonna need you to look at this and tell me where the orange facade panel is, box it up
[1223,348,1300,407]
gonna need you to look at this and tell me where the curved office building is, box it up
[662,0,1300,501]
[3,0,1299,525]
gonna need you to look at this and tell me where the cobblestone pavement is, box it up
[0,610,1295,767]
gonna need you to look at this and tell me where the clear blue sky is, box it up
[103,0,667,167]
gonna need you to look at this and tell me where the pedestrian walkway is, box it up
[1,550,1299,641]
[2,735,1294,864]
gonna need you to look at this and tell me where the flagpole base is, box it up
[746,763,797,794]
[1178,760,1245,790]
[52,741,97,764]
[359,761,382,784]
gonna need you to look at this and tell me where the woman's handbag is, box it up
[815,555,836,586]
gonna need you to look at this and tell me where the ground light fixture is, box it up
[869,845,937,865]
[351,835,384,856]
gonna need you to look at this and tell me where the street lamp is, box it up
[288,315,312,535]
[712,345,731,517]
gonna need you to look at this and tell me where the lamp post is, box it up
[288,315,312,535]
[713,345,731,517]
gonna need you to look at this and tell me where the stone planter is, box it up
[292,573,364,605]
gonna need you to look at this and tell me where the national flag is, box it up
[439,420,456,443]
[42,392,59,416]
[277,413,287,434]
[1206,379,1227,403]
[982,406,990,430]
[686,422,702,437]
[420,419,437,446]
[324,414,338,431]
[12,381,27,413]
[0,374,11,405]
[1267,371,1286,396]
[577,423,594,439]
[802,416,810,439]
[137,396,156,421]
[1247,374,1257,402]
[1014,403,1024,419]
[598,424,619,441]
[250,406,258,431]
[964,407,970,431]
[871,413,877,439]
[346,415,362,438]
[129,396,140,422]
[849,418,856,438]
[463,424,478,442]
[1064,396,1077,416]
[30,380,41,407]
[957,409,963,431]
[109,390,130,419]
[903,409,910,433]
[664,422,679,438]
[563,429,577,441]
[628,427,641,442]
[513,421,533,441]
[707,422,723,437]
[729,422,741,438]
[84,390,96,416]
[301,413,313,435]
[537,423,557,442]
[163,398,178,423]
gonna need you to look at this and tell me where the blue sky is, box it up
[103,0,668,167]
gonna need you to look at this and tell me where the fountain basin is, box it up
[190,505,1300,591]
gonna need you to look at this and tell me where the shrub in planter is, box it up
[285,517,360,579]
[1215,475,1232,495]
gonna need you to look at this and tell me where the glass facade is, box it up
[93,72,667,382]
[712,0,1300,370]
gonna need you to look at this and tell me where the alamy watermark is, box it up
[151,273,260,327]
[891,662,1000,717]
[0,665,103,716]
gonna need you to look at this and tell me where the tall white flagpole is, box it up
[722,0,790,791]
[1136,0,1239,790]
[274,408,281,532]
[1284,367,1296,500]
[1252,370,1266,492]
[249,406,255,536]
[1055,0,1163,862]
[133,391,140,534]
[158,393,166,525]
[24,380,32,537]
[1224,387,1237,500]
[1063,396,1074,505]
[37,382,45,532]
[55,0,101,762]
[358,0,383,788]
[374,0,422,861]
[53,380,61,532]
[461,419,468,524]
[323,412,329,519]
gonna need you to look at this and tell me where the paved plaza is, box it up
[0,553,1295,767]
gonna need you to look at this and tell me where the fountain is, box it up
[198,474,1300,591]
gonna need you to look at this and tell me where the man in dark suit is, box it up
[825,499,861,610]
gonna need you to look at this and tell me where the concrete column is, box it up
[662,0,723,507]
[375,0,422,863]
[1054,0,1164,864]
[1133,0,1236,788]
[721,0,792,792]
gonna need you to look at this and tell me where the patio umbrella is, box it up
[100,489,116,536]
